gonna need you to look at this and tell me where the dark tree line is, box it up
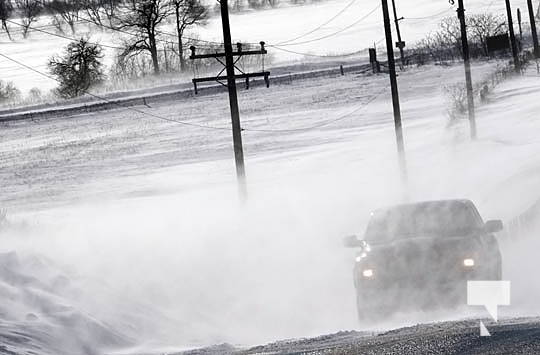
[0,0,209,76]
[43,0,210,98]
[411,13,508,65]
[0,0,14,39]
[108,0,207,75]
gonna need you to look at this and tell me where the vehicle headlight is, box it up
[362,269,374,278]
[463,258,475,267]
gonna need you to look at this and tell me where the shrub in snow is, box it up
[444,83,467,127]
[27,87,42,102]
[48,37,105,98]
[0,80,21,102]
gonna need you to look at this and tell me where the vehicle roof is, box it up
[371,199,475,215]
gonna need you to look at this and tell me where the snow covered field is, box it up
[0,0,528,94]
[1,55,540,354]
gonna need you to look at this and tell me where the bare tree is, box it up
[0,79,19,102]
[116,0,174,74]
[436,14,507,58]
[172,0,208,72]
[247,0,264,9]
[438,16,462,55]
[467,13,506,56]
[229,0,243,11]
[45,0,84,34]
[83,0,121,28]
[0,0,13,40]
[14,0,42,38]
[265,0,279,7]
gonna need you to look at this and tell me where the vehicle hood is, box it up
[358,234,483,272]
[372,234,479,256]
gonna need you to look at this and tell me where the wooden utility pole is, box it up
[505,0,521,73]
[518,8,523,40]
[382,0,408,183]
[527,0,540,58]
[220,0,247,200]
[457,0,477,140]
[190,7,269,201]
[391,0,406,68]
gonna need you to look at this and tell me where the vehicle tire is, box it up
[356,292,391,324]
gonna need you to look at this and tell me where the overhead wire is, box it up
[24,0,379,54]
[274,0,360,46]
[6,16,224,60]
[0,52,231,131]
[0,1,416,134]
[30,0,226,49]
[242,86,388,133]
[269,4,381,47]
[79,5,228,48]
[269,35,384,58]
[2,21,62,37]
[486,0,498,13]
[268,46,365,58]
[6,18,216,54]
[6,19,127,51]
[405,8,453,20]
[0,50,390,135]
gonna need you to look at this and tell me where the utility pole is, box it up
[527,0,540,58]
[456,0,477,140]
[221,0,247,200]
[190,9,269,202]
[382,0,408,184]
[505,0,521,73]
[391,0,406,68]
[518,8,523,40]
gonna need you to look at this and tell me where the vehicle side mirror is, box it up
[343,235,363,248]
[484,219,503,233]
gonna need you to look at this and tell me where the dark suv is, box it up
[344,199,503,321]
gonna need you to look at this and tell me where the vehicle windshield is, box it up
[365,201,484,243]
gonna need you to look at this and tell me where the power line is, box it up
[5,18,212,53]
[0,50,389,135]
[0,52,230,131]
[75,12,222,47]
[17,0,382,54]
[374,37,385,46]
[6,19,126,51]
[30,0,226,49]
[242,86,387,133]
[270,4,381,47]
[486,0,498,13]
[405,8,452,20]
[3,20,61,36]
[75,5,226,48]
[19,1,378,54]
[268,45,365,58]
[275,0,360,46]
[8,12,376,61]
